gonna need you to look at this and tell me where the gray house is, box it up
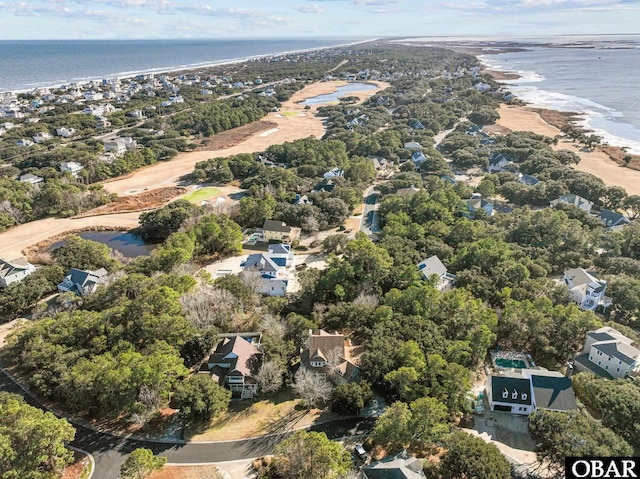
[57,267,108,296]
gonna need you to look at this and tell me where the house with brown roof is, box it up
[201,334,263,399]
[302,329,360,384]
[261,220,300,243]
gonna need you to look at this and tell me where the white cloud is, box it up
[293,3,325,13]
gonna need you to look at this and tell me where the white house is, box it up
[574,327,640,379]
[84,91,104,102]
[488,153,514,173]
[32,132,53,144]
[403,141,423,150]
[411,151,428,166]
[0,257,36,287]
[551,194,594,214]
[416,255,456,291]
[59,161,84,177]
[241,251,292,297]
[103,137,136,156]
[324,167,344,180]
[563,268,611,311]
[58,267,108,296]
[19,173,44,185]
[16,139,34,147]
[55,127,76,138]
[487,369,577,416]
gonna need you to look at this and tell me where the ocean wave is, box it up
[509,84,640,154]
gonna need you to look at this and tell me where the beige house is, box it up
[261,220,300,243]
[302,329,359,384]
[0,257,36,287]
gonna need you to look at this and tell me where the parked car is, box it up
[295,263,307,271]
[354,443,367,461]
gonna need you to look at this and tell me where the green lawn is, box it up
[281,111,298,117]
[183,187,221,203]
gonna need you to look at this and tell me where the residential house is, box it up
[550,193,594,213]
[32,132,53,144]
[19,173,44,184]
[563,267,611,311]
[486,369,577,416]
[464,194,493,218]
[324,167,344,180]
[416,255,456,291]
[313,180,336,193]
[261,220,300,243]
[241,252,291,297]
[573,327,640,379]
[127,109,145,118]
[487,152,514,173]
[95,116,111,129]
[410,120,425,130]
[396,185,421,197]
[362,452,426,479]
[84,91,104,102]
[267,243,294,267]
[302,329,360,384]
[201,334,262,399]
[411,151,428,166]
[466,123,482,135]
[292,194,312,206]
[597,209,630,231]
[0,257,36,287]
[103,137,136,156]
[518,174,541,187]
[403,141,422,150]
[59,161,84,177]
[55,127,76,138]
[441,175,456,185]
[15,139,34,147]
[57,267,108,296]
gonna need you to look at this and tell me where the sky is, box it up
[0,0,638,40]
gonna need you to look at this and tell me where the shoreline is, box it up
[0,38,379,95]
[494,103,640,196]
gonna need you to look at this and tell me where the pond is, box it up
[300,82,378,106]
[50,231,156,258]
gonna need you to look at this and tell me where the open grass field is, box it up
[281,111,298,117]
[183,187,221,203]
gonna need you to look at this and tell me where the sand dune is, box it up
[496,104,640,196]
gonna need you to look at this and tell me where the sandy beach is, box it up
[0,80,388,259]
[496,104,640,196]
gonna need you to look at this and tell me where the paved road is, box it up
[359,186,380,237]
[0,368,373,479]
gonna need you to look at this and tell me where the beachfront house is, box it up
[200,334,262,399]
[486,369,577,416]
[550,193,594,213]
[416,255,456,291]
[301,329,360,385]
[58,267,108,296]
[563,267,611,311]
[573,326,640,379]
[0,257,36,287]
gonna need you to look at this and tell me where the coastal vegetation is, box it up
[1,41,640,477]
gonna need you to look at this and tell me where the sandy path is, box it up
[0,213,142,260]
[497,104,640,196]
[103,80,388,196]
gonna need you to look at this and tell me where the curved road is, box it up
[0,369,372,479]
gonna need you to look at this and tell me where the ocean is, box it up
[479,38,640,154]
[0,38,363,93]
